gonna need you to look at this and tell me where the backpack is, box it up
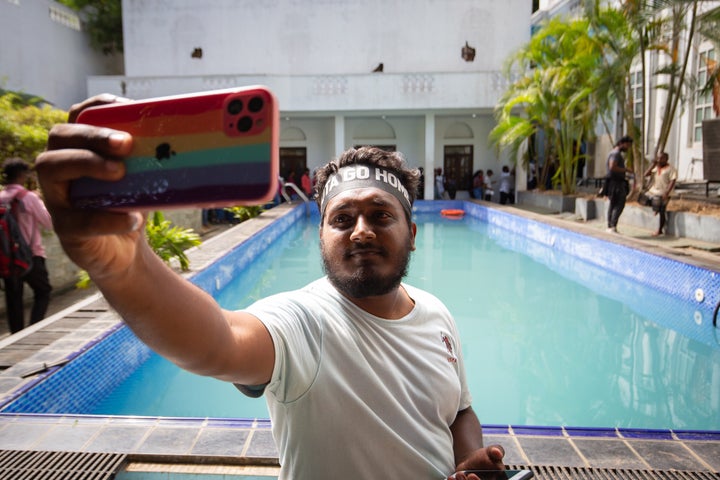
[0,190,34,278]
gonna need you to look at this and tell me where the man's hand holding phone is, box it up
[67,87,279,211]
[450,470,533,480]
[37,87,279,281]
[449,444,509,480]
[36,95,146,281]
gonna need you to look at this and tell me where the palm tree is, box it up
[491,13,623,194]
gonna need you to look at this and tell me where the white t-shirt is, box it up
[498,172,512,194]
[647,164,678,197]
[244,277,472,480]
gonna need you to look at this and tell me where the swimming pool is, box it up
[2,201,719,432]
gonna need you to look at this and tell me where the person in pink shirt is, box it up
[300,168,313,198]
[1,158,53,333]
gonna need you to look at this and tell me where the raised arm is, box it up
[35,95,274,387]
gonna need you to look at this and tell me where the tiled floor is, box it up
[0,202,719,475]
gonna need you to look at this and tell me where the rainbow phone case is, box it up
[69,86,279,210]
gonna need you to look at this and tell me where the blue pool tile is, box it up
[255,419,272,429]
[109,415,160,426]
[207,417,257,428]
[4,413,61,423]
[512,425,565,436]
[673,429,720,441]
[564,427,619,438]
[618,428,675,440]
[156,416,207,426]
[481,424,511,435]
[58,413,110,424]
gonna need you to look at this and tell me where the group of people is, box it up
[283,167,314,198]
[603,135,677,236]
[436,166,515,204]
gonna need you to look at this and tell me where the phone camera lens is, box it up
[227,99,243,115]
[237,116,253,132]
[248,96,264,113]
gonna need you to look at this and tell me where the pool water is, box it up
[90,212,720,430]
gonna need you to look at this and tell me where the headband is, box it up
[320,164,412,217]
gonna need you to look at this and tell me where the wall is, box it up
[0,0,121,110]
[123,0,529,77]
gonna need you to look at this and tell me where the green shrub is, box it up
[145,211,201,271]
[0,92,67,162]
[225,205,264,222]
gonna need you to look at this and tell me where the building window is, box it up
[443,145,473,195]
[694,46,716,143]
[630,69,643,130]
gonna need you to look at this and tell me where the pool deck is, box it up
[0,201,719,476]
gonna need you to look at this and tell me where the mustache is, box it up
[345,243,387,258]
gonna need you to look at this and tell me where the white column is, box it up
[425,113,435,200]
[334,115,345,156]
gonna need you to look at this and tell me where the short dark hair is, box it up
[617,135,633,146]
[314,147,420,222]
[2,158,30,184]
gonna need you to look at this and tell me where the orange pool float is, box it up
[440,209,465,218]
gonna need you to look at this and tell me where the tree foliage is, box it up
[58,0,123,55]
[0,92,68,163]
[491,10,632,194]
[491,0,720,195]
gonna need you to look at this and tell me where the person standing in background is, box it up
[605,136,634,233]
[300,168,313,198]
[471,170,484,200]
[498,166,512,205]
[483,170,495,202]
[435,167,448,199]
[643,152,677,237]
[0,158,53,334]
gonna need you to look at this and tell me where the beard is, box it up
[321,238,413,299]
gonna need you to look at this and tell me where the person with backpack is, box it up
[0,158,53,334]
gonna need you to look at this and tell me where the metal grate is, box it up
[509,465,720,480]
[0,450,126,479]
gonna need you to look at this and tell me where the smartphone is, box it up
[453,470,534,480]
[69,86,279,210]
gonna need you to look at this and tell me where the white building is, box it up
[84,0,533,200]
[0,0,120,110]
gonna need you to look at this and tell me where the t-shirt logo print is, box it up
[441,333,457,364]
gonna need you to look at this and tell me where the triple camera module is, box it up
[226,95,266,134]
